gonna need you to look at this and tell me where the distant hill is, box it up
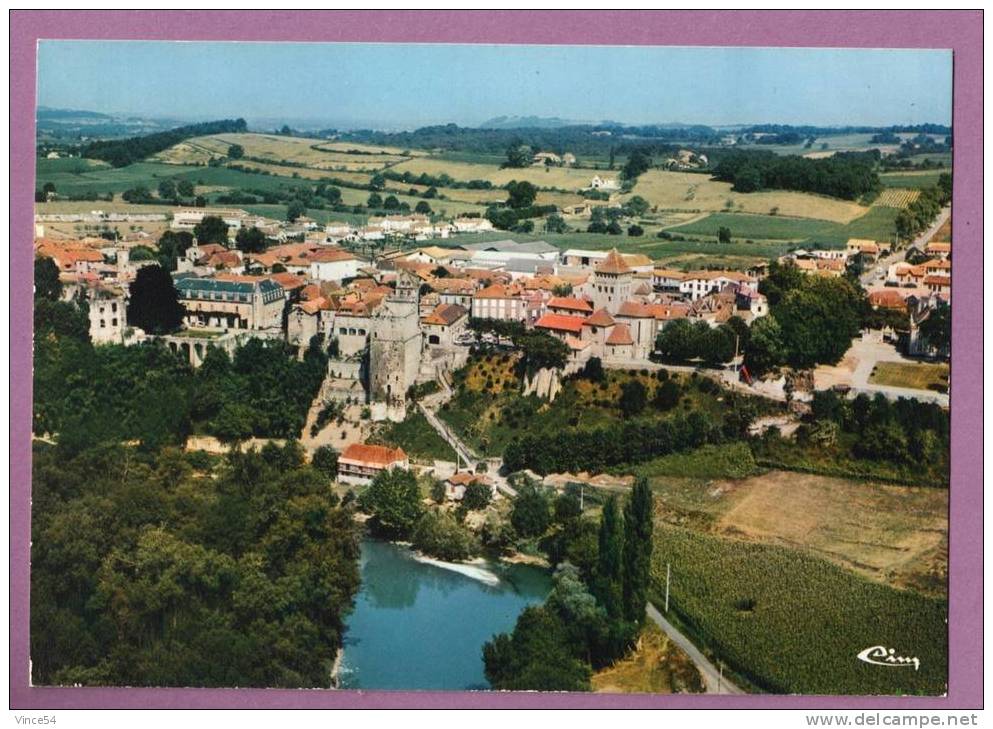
[36,107,194,143]
[479,116,583,130]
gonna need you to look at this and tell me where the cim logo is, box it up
[857,645,920,671]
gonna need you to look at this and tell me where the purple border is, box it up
[10,10,983,710]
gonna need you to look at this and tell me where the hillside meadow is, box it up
[632,170,868,223]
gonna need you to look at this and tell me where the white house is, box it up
[308,248,361,282]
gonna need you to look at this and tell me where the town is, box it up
[31,101,952,695]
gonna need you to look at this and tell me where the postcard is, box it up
[11,10,983,711]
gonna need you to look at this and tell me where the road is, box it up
[417,387,518,498]
[646,602,744,695]
[860,205,950,287]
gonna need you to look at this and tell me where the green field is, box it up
[879,171,944,189]
[35,161,202,196]
[666,207,901,248]
[650,526,947,695]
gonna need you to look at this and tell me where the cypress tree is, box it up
[622,477,654,623]
[594,495,624,619]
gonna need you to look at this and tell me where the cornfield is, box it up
[649,526,947,695]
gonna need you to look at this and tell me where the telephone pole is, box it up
[665,562,671,613]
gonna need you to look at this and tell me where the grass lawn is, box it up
[649,525,947,695]
[869,361,949,392]
[367,409,454,464]
[591,623,705,694]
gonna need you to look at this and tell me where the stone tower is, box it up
[369,269,422,421]
[591,249,633,314]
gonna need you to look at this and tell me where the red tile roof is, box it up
[606,323,634,346]
[547,296,593,313]
[340,443,407,467]
[422,303,468,326]
[535,313,584,334]
[584,309,615,327]
[595,248,633,275]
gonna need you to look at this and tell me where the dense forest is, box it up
[711,149,881,200]
[77,118,247,167]
[31,272,359,688]
[31,440,360,687]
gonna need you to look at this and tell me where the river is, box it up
[338,539,552,691]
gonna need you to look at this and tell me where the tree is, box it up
[430,480,447,504]
[193,216,229,246]
[510,483,551,538]
[414,201,432,215]
[286,200,306,222]
[506,180,538,209]
[127,265,184,334]
[462,480,492,512]
[745,315,787,375]
[157,179,177,200]
[311,446,338,480]
[621,149,651,180]
[322,186,342,205]
[366,192,383,209]
[383,195,400,210]
[581,356,605,383]
[917,304,950,355]
[156,230,194,271]
[235,226,268,254]
[504,141,533,169]
[554,491,582,524]
[227,144,244,159]
[594,496,624,619]
[412,511,479,561]
[358,468,423,537]
[621,478,653,623]
[544,214,568,234]
[34,256,62,302]
[653,379,680,410]
[483,606,591,691]
[623,195,650,217]
[619,380,647,418]
[369,173,386,191]
[718,226,732,244]
[176,179,195,197]
[627,224,644,237]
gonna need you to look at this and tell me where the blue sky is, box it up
[37,41,952,129]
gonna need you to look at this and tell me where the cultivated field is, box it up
[650,525,947,695]
[155,133,417,171]
[874,188,921,208]
[636,444,948,596]
[869,362,950,392]
[632,170,868,223]
[879,170,944,189]
[932,216,952,243]
[390,157,598,190]
[665,206,901,248]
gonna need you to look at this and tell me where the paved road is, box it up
[646,602,745,695]
[860,205,951,287]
